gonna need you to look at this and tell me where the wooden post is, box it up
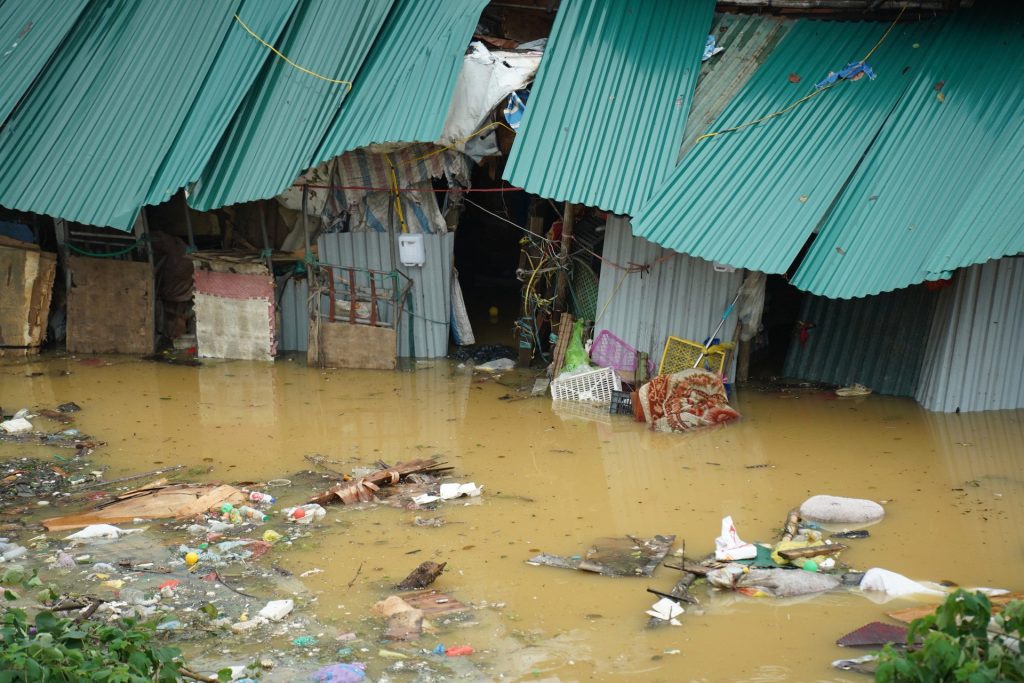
[552,203,576,318]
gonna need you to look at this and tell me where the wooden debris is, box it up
[373,596,424,641]
[397,561,446,591]
[307,458,449,506]
[397,590,469,618]
[42,483,245,531]
[778,543,848,561]
[888,592,1024,624]
[38,409,73,424]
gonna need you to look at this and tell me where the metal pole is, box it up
[258,200,272,273]
[182,193,196,252]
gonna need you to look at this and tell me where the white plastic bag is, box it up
[860,568,946,598]
[714,516,757,561]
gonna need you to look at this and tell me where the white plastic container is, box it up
[398,233,425,267]
[258,599,294,621]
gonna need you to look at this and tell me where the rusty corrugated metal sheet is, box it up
[632,17,934,274]
[503,0,715,217]
[782,285,939,397]
[678,13,794,161]
[593,217,743,370]
[313,0,486,164]
[916,257,1024,413]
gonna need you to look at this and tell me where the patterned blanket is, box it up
[637,369,740,433]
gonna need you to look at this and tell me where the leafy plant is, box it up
[876,589,1024,682]
[0,607,184,682]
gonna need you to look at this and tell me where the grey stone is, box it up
[800,495,885,525]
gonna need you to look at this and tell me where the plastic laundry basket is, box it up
[590,330,655,377]
[658,336,726,376]
[550,367,622,405]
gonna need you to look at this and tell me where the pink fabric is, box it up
[193,270,273,300]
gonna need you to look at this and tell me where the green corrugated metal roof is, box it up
[792,6,1024,298]
[503,0,715,217]
[678,13,794,162]
[0,0,88,127]
[0,0,249,230]
[189,0,394,212]
[313,0,485,166]
[633,18,934,273]
[144,0,297,207]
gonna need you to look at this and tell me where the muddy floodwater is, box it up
[2,355,1023,682]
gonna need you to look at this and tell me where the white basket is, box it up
[550,367,622,405]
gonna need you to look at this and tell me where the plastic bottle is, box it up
[237,505,269,522]
[283,504,326,524]
[226,509,243,525]
[248,491,276,506]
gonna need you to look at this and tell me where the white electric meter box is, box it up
[398,234,426,267]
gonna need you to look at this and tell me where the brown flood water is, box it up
[2,355,1023,682]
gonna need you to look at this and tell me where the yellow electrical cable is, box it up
[387,158,409,234]
[594,270,630,326]
[410,121,518,163]
[234,14,353,90]
[696,6,907,144]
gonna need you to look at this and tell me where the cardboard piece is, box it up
[42,484,245,531]
[0,244,56,348]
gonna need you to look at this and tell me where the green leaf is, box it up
[217,668,234,682]
[3,589,18,601]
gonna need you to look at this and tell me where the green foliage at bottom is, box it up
[876,589,1024,682]
[0,607,184,683]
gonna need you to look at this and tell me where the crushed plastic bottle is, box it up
[283,504,326,525]
[237,505,268,522]
[248,491,276,506]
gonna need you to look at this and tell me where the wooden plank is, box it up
[309,319,396,370]
[397,589,469,617]
[67,256,154,354]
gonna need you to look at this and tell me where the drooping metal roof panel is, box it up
[792,6,1024,298]
[632,18,935,274]
[678,13,794,162]
[503,0,716,217]
[0,0,88,127]
[0,0,248,230]
[189,0,394,212]
[144,0,297,207]
[313,0,486,165]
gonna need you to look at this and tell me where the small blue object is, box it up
[503,90,529,130]
[815,61,876,90]
[156,620,181,630]
[702,35,724,61]
[433,643,446,655]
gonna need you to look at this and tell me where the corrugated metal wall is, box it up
[916,257,1024,413]
[781,285,940,396]
[594,217,743,371]
[278,232,453,358]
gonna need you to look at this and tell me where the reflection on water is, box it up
[1,356,1022,681]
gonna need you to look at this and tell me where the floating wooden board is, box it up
[43,484,245,531]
